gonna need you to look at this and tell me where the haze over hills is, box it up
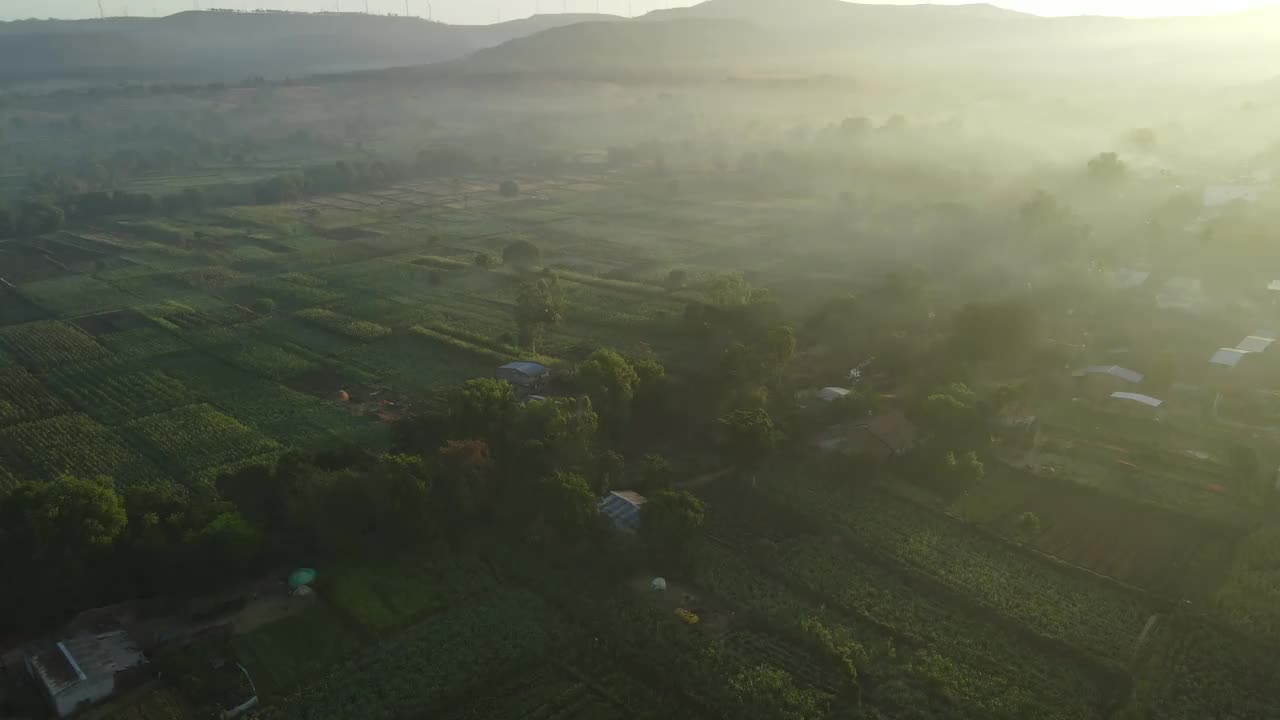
[0,10,618,85]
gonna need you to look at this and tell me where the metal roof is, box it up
[1237,336,1275,353]
[1073,365,1144,384]
[1210,348,1249,368]
[1110,392,1164,408]
[498,361,548,376]
[818,387,851,401]
[30,630,145,697]
[1268,280,1280,292]
[599,491,646,532]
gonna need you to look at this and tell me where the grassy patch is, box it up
[232,602,369,700]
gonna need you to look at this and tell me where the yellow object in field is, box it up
[675,608,699,625]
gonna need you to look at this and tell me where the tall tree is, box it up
[641,490,705,556]
[719,408,780,481]
[533,471,598,543]
[515,275,566,352]
[578,348,640,437]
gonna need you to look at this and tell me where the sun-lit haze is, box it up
[3,0,1278,23]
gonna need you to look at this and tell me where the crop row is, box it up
[687,541,1102,720]
[773,535,1108,717]
[253,589,567,720]
[0,365,70,426]
[47,367,193,426]
[1134,616,1280,720]
[98,327,192,361]
[451,669,624,720]
[0,413,168,485]
[778,485,1154,662]
[295,308,392,341]
[325,554,499,636]
[0,320,111,369]
[126,403,281,476]
[102,688,190,720]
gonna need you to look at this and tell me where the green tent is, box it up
[288,568,317,589]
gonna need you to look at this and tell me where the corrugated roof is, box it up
[499,361,549,376]
[1237,336,1275,353]
[1110,392,1164,408]
[818,387,851,401]
[599,491,646,531]
[1210,348,1249,368]
[30,630,145,697]
[1073,365,1144,384]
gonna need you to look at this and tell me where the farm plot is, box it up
[99,327,192,362]
[0,365,70,426]
[232,602,369,701]
[0,287,52,326]
[294,308,391,341]
[0,413,168,485]
[196,376,384,450]
[126,404,281,479]
[101,687,191,720]
[689,541,1106,720]
[325,555,498,636]
[20,274,139,317]
[444,666,626,720]
[0,320,112,369]
[1134,616,1280,720]
[0,243,71,283]
[219,342,319,380]
[951,465,1240,597]
[46,366,194,426]
[253,589,568,720]
[784,485,1157,663]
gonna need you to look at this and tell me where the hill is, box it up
[0,10,617,85]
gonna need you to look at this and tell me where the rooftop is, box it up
[1210,348,1249,368]
[1236,335,1275,354]
[499,361,549,376]
[1073,365,1144,384]
[30,629,145,697]
[1110,391,1163,408]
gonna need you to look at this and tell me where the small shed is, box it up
[26,628,146,718]
[817,387,851,402]
[1210,348,1249,369]
[1073,366,1144,384]
[1110,392,1163,408]
[599,490,647,532]
[1237,335,1276,354]
[497,361,550,388]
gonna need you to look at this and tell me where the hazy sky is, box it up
[4,0,1278,24]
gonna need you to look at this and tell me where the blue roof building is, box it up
[598,490,646,532]
[497,361,550,387]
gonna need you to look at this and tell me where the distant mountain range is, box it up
[3,1,1279,87]
[0,10,618,84]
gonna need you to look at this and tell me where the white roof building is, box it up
[1210,348,1250,368]
[1073,365,1145,384]
[817,387,851,402]
[26,629,146,718]
[1237,336,1276,354]
[1110,392,1163,408]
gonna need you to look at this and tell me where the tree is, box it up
[942,450,985,489]
[17,199,64,235]
[474,251,498,269]
[251,298,276,316]
[503,238,541,270]
[1087,152,1127,182]
[183,510,261,585]
[0,475,127,569]
[638,453,675,492]
[435,440,493,518]
[578,348,640,437]
[948,300,1037,365]
[665,269,688,291]
[595,450,625,496]
[641,490,705,555]
[533,471,598,543]
[1015,511,1041,541]
[1229,444,1261,497]
[499,179,520,198]
[449,379,519,443]
[719,408,780,480]
[515,275,566,352]
[761,325,796,379]
[709,272,765,307]
[1127,127,1157,153]
[728,665,827,720]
